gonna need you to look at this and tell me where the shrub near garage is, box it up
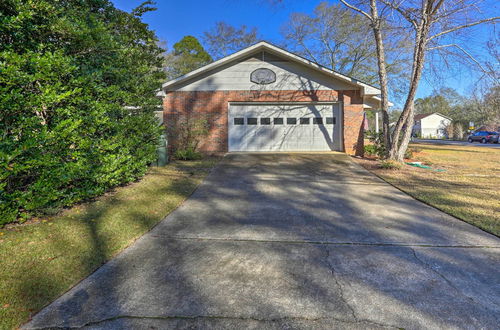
[172,115,210,160]
[364,130,386,158]
[379,160,402,170]
[364,144,378,156]
[0,0,164,225]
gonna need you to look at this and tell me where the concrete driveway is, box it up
[25,153,500,329]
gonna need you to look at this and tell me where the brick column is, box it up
[341,91,365,156]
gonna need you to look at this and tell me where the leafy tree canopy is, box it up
[165,35,212,78]
[415,88,464,117]
[0,0,165,225]
[414,86,499,127]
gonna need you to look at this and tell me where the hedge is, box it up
[0,0,164,225]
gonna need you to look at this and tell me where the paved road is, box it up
[414,138,500,148]
[25,153,500,329]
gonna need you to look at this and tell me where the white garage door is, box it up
[228,103,342,152]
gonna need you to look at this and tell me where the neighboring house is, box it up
[158,41,385,155]
[412,113,452,138]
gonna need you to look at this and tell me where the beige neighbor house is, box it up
[412,112,452,138]
[157,41,385,155]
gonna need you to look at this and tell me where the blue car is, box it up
[467,131,499,143]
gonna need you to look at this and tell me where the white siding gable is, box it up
[170,54,357,92]
[420,114,451,138]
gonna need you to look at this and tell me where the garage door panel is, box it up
[228,104,341,152]
[256,126,273,150]
[313,126,334,150]
[269,126,285,151]
[228,118,245,151]
[280,127,296,151]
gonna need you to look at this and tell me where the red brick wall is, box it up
[163,89,364,156]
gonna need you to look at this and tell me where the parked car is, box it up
[467,131,499,143]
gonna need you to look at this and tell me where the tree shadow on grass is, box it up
[4,163,211,329]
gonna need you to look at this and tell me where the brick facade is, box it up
[163,89,364,156]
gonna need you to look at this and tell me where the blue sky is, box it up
[112,0,497,102]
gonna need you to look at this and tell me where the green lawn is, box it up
[355,143,500,237]
[0,158,219,329]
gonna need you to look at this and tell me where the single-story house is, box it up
[412,112,452,138]
[158,41,385,155]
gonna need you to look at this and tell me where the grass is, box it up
[0,158,219,330]
[378,159,403,170]
[355,143,500,237]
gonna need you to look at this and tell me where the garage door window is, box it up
[234,118,244,125]
[247,118,258,125]
[274,118,284,125]
[326,117,336,125]
[287,118,297,125]
[260,118,271,125]
[300,118,310,125]
[313,117,323,125]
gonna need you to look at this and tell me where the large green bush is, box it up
[0,0,164,225]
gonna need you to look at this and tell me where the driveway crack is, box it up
[410,247,488,309]
[30,314,399,329]
[323,248,400,329]
[153,235,500,249]
[323,248,357,321]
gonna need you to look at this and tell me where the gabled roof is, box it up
[160,41,381,97]
[414,112,452,121]
[414,113,431,121]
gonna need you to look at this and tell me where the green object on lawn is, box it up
[405,162,446,172]
[406,162,431,169]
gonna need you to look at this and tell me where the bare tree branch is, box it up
[431,0,480,21]
[298,39,321,65]
[431,0,446,15]
[428,43,499,84]
[339,0,373,20]
[428,16,500,41]
[379,0,419,30]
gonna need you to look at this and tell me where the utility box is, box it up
[156,134,168,166]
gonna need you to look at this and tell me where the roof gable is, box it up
[415,112,452,121]
[161,41,381,96]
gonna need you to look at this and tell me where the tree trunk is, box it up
[389,21,430,161]
[370,0,391,156]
